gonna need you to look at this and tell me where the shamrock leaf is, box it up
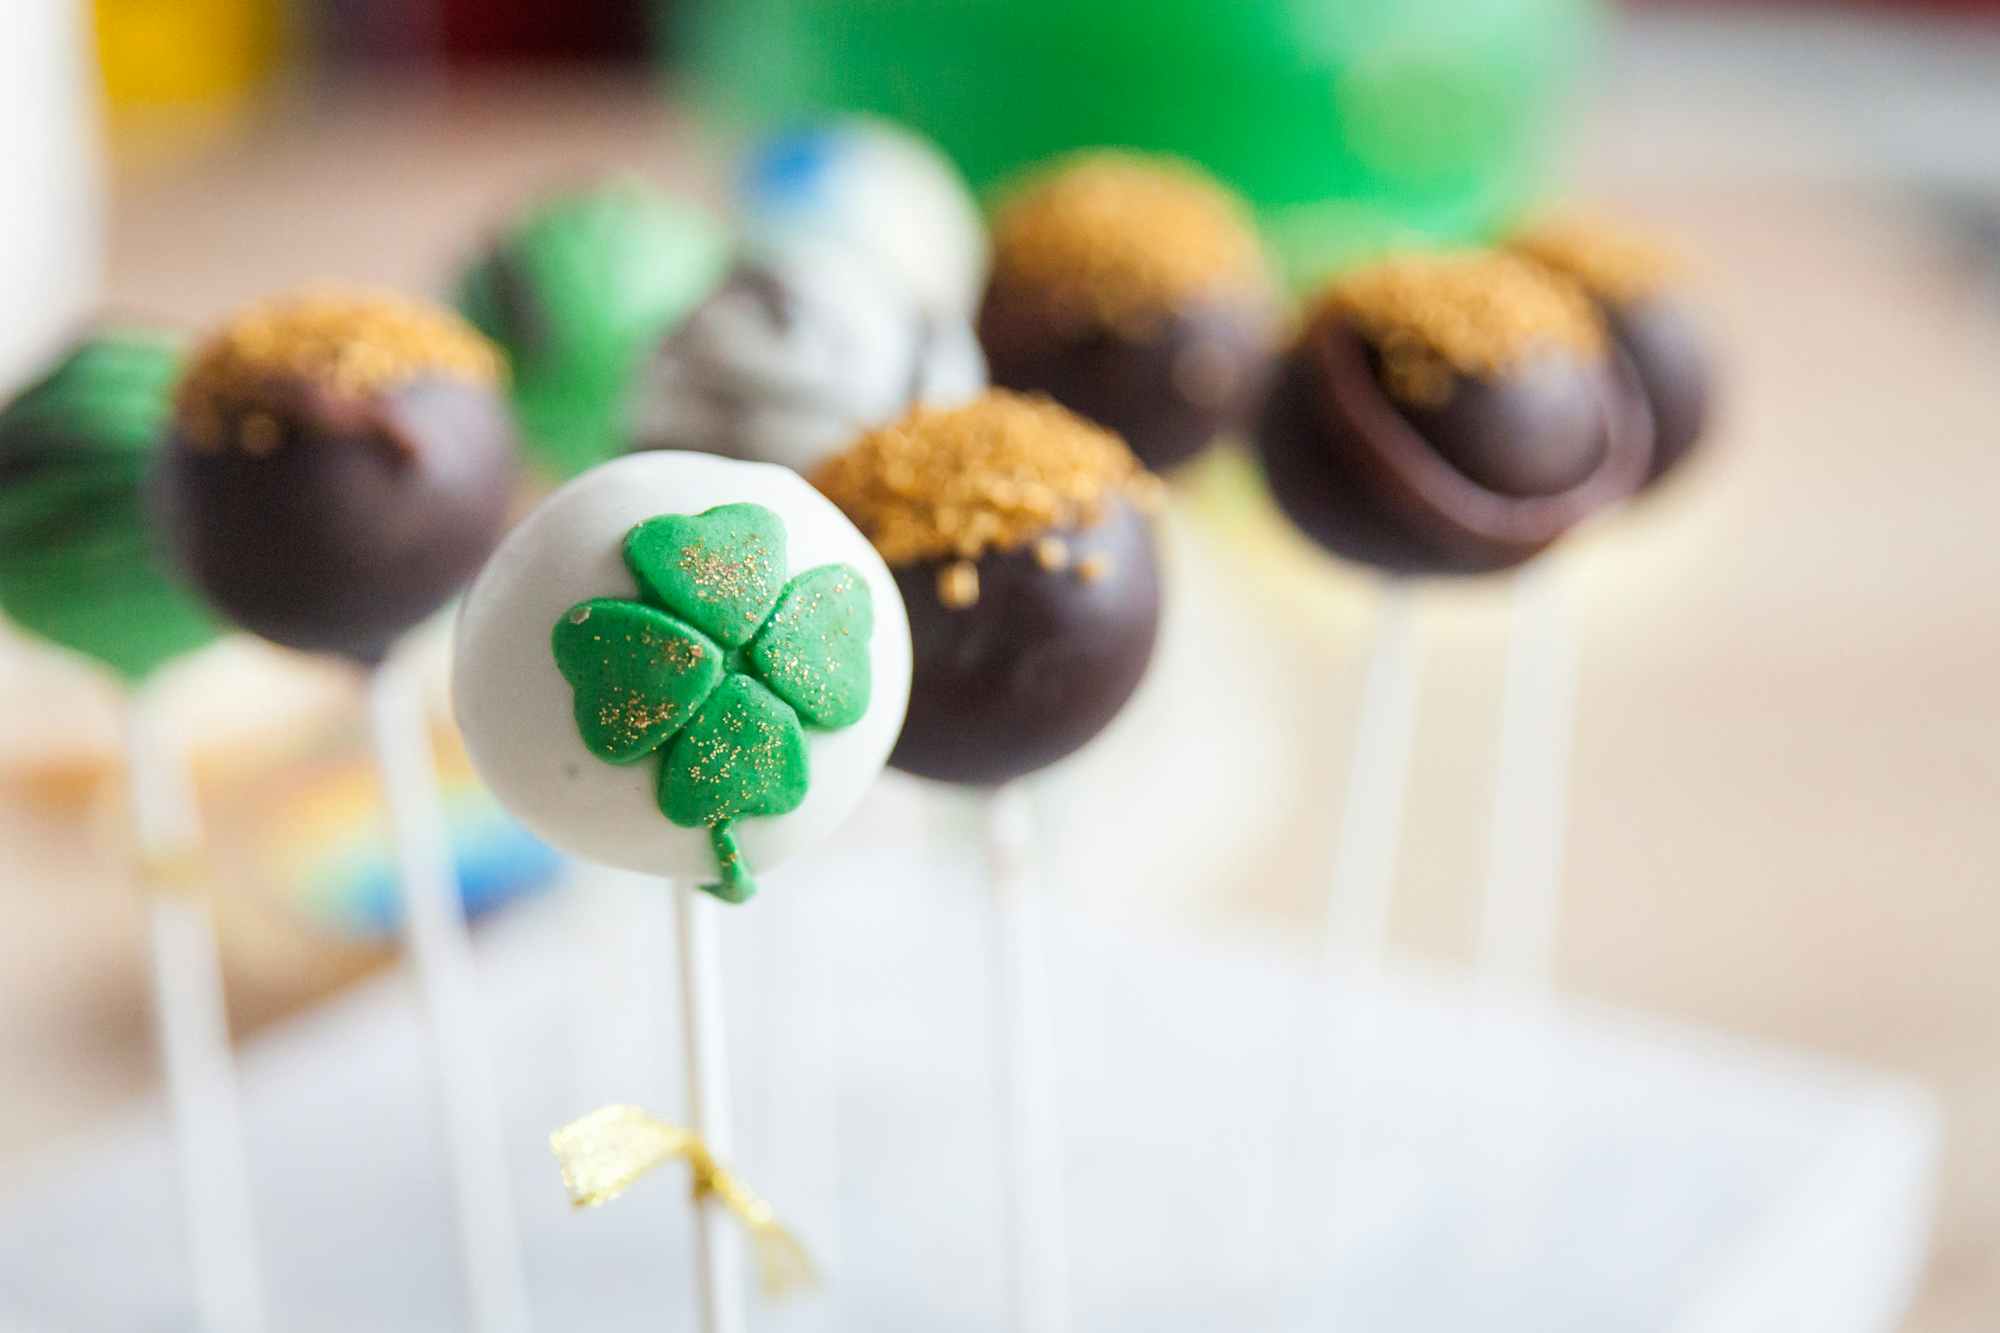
[551,502,877,903]
[624,503,785,648]
[749,565,873,730]
[552,599,723,763]
[659,676,810,903]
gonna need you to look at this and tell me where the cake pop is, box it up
[631,235,985,475]
[452,451,911,899]
[154,289,519,662]
[459,179,728,479]
[1509,215,1714,486]
[979,152,1280,473]
[737,116,989,319]
[814,390,1161,786]
[0,331,219,678]
[1254,251,1652,575]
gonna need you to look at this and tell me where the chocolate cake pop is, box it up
[458,179,728,479]
[1510,216,1714,486]
[632,235,985,475]
[1255,252,1653,576]
[814,390,1162,786]
[154,289,519,662]
[452,451,912,899]
[0,331,220,679]
[978,152,1279,472]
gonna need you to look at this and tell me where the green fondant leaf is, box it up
[624,503,787,648]
[658,674,809,831]
[551,598,723,763]
[747,563,874,730]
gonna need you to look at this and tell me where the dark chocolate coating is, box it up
[1395,353,1608,498]
[1606,294,1711,485]
[1255,319,1653,576]
[153,378,517,662]
[979,279,1274,473]
[890,498,1161,786]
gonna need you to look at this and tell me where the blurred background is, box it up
[4,0,1999,1329]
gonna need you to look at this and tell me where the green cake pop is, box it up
[0,332,221,681]
[459,179,729,480]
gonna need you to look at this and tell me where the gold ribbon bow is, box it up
[549,1105,816,1298]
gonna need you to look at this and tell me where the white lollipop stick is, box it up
[1474,560,1575,999]
[366,652,530,1333]
[675,881,750,1333]
[1318,580,1423,1260]
[986,783,1068,1333]
[126,684,267,1333]
[1324,581,1422,964]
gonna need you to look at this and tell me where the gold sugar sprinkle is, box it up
[1033,536,1071,572]
[1316,251,1606,409]
[678,540,774,619]
[989,151,1271,333]
[937,561,980,610]
[1510,215,1681,306]
[175,286,504,450]
[1074,554,1111,584]
[813,390,1155,568]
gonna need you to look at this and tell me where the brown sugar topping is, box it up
[989,152,1271,336]
[1316,251,1606,408]
[176,287,504,451]
[812,390,1157,567]
[1510,215,1681,306]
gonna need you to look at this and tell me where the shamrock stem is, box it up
[701,821,758,904]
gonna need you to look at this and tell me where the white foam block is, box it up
[0,822,1938,1332]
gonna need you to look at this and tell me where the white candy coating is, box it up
[452,452,912,883]
[631,234,985,476]
[738,116,989,319]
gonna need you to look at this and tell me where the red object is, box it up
[436,0,652,60]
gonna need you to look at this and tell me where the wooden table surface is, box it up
[2,41,1997,1329]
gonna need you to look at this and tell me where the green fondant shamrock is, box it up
[551,502,874,903]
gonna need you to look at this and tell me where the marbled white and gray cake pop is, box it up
[630,236,985,476]
[736,116,990,320]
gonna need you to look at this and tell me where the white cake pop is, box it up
[737,116,989,320]
[453,451,911,899]
[630,234,985,475]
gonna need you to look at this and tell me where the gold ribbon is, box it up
[549,1105,816,1298]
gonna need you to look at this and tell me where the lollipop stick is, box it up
[1323,580,1422,966]
[986,783,1068,1333]
[366,654,530,1333]
[1474,560,1575,999]
[674,880,749,1333]
[126,685,266,1333]
[1317,580,1422,1261]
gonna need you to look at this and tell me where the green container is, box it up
[681,0,1599,285]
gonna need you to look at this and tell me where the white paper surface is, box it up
[0,803,1939,1332]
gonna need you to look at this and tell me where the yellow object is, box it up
[94,0,280,108]
[549,1105,817,1298]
